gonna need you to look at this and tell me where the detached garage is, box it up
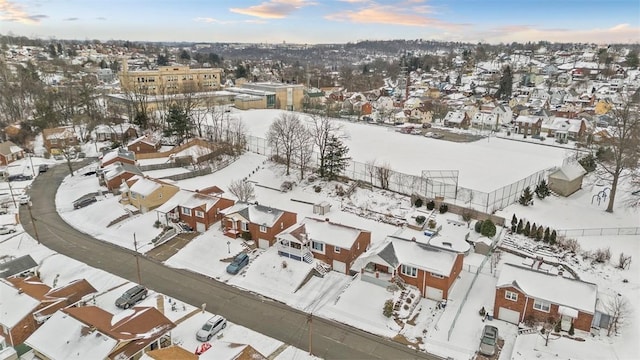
[548,162,587,197]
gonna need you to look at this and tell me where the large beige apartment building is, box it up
[119,60,223,95]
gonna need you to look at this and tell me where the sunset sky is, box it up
[1,0,638,44]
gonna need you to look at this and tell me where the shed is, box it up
[473,236,493,255]
[313,201,331,215]
[548,162,587,197]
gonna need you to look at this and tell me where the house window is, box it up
[334,246,341,253]
[505,291,518,302]
[311,241,324,252]
[533,299,550,312]
[431,273,444,279]
[181,207,191,216]
[158,193,162,199]
[241,222,249,231]
[260,225,267,233]
[195,210,204,218]
[400,264,417,277]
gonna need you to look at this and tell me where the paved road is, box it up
[20,161,440,360]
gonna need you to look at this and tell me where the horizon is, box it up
[0,0,639,45]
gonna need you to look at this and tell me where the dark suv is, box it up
[115,285,148,309]
[73,196,97,209]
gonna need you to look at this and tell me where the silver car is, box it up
[196,315,227,341]
[479,324,498,356]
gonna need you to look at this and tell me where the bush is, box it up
[480,220,497,238]
[153,220,161,228]
[438,203,448,214]
[415,215,426,225]
[406,297,412,304]
[281,261,288,269]
[568,323,575,335]
[557,237,580,252]
[474,220,483,233]
[523,221,531,236]
[594,247,611,263]
[314,185,322,193]
[241,231,252,241]
[403,304,410,310]
[427,219,437,229]
[462,209,473,223]
[414,198,423,208]
[554,321,562,333]
[383,299,394,318]
[578,154,597,172]
[426,200,435,210]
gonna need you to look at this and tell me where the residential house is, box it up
[127,135,161,154]
[0,141,24,166]
[125,178,179,213]
[26,306,175,360]
[101,162,143,192]
[541,117,588,142]
[513,115,543,136]
[276,217,371,274]
[0,277,97,346]
[471,112,499,130]
[548,162,587,197]
[443,110,470,129]
[155,189,234,232]
[42,126,79,154]
[222,203,297,249]
[359,236,463,300]
[407,106,433,124]
[0,255,38,278]
[494,263,597,331]
[100,148,136,168]
[94,124,138,143]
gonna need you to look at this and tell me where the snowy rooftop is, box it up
[0,279,40,328]
[369,236,459,276]
[130,178,162,196]
[223,203,286,228]
[25,310,117,360]
[549,162,586,181]
[302,217,367,249]
[497,263,598,313]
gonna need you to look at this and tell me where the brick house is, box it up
[494,263,598,331]
[42,126,79,153]
[443,110,470,129]
[0,141,24,166]
[155,189,235,232]
[101,162,143,191]
[276,217,371,274]
[358,236,463,300]
[222,203,297,249]
[0,277,97,346]
[26,306,175,360]
[100,148,136,168]
[514,115,543,137]
[94,123,138,142]
[127,135,161,154]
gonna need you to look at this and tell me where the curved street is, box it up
[19,160,439,360]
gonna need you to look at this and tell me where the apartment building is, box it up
[119,60,223,95]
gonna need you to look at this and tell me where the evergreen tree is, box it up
[626,50,639,69]
[157,54,169,66]
[99,59,108,69]
[495,65,513,100]
[511,214,518,232]
[535,179,551,199]
[519,186,533,206]
[535,226,544,241]
[530,223,537,238]
[163,106,191,145]
[235,64,248,79]
[455,74,462,86]
[523,221,531,236]
[180,49,191,61]
[133,111,149,129]
[322,135,350,180]
[516,219,524,234]
[550,230,557,245]
[481,219,497,238]
[543,227,550,243]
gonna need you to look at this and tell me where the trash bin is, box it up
[487,313,493,321]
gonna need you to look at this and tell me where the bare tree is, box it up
[267,113,305,175]
[538,317,562,346]
[228,179,255,202]
[376,161,392,190]
[309,114,346,179]
[293,125,314,180]
[606,294,630,336]
[365,159,377,185]
[596,96,640,213]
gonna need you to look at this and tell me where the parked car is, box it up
[226,252,249,274]
[479,325,499,356]
[7,174,33,182]
[73,196,97,209]
[18,194,30,205]
[115,285,148,309]
[0,226,17,235]
[422,123,432,129]
[196,315,227,341]
[39,164,49,173]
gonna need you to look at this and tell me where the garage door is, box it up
[258,238,270,249]
[196,222,206,232]
[498,307,520,324]
[425,286,444,301]
[332,260,346,273]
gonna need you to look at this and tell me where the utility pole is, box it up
[5,175,16,208]
[307,313,313,355]
[27,201,40,244]
[133,233,142,285]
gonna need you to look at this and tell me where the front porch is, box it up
[361,262,394,287]
[277,238,313,263]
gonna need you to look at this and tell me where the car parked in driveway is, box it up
[115,285,148,309]
[226,252,249,274]
[73,196,97,209]
[479,324,499,356]
[0,226,17,235]
[196,315,227,341]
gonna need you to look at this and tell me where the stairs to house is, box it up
[314,261,331,277]
[518,327,537,335]
[302,252,314,264]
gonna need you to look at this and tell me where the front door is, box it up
[561,315,572,331]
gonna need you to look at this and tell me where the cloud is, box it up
[478,23,640,44]
[64,17,78,21]
[230,0,315,19]
[326,3,465,30]
[194,17,267,24]
[96,17,106,20]
[0,0,47,24]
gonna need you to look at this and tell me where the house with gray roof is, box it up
[0,255,37,278]
[221,202,297,249]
